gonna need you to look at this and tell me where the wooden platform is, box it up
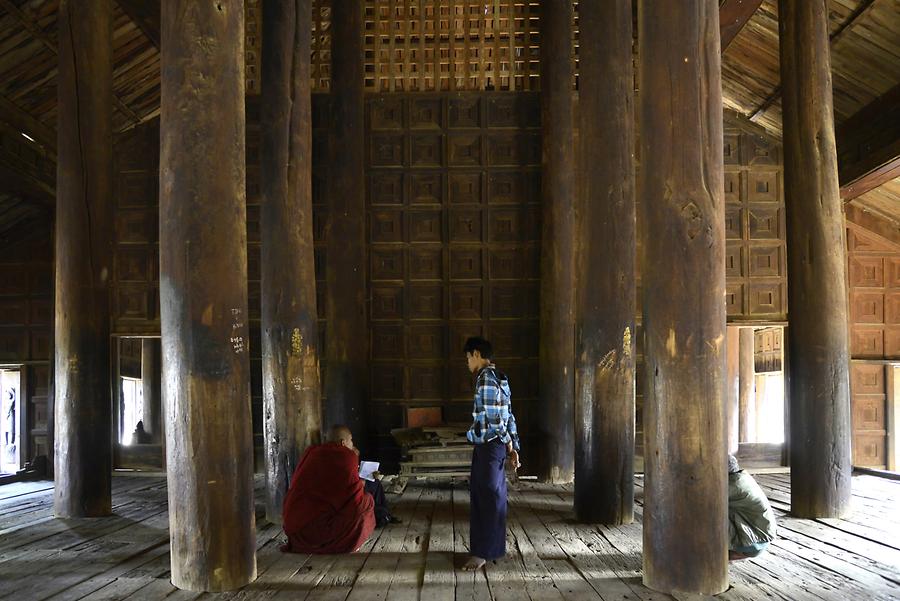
[1,472,898,600]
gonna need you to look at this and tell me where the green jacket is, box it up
[729,471,777,549]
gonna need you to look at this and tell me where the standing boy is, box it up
[462,336,520,571]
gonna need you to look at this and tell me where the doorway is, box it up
[0,368,21,475]
[113,337,163,470]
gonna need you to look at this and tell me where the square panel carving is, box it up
[852,434,885,468]
[29,299,52,326]
[488,133,541,166]
[489,248,539,280]
[486,95,540,128]
[886,258,900,288]
[117,248,150,282]
[410,135,443,167]
[409,248,442,280]
[725,242,745,278]
[885,327,900,358]
[853,396,886,430]
[723,132,741,166]
[724,171,741,204]
[116,286,150,320]
[724,207,744,240]
[408,325,444,358]
[0,329,26,361]
[30,330,51,360]
[372,365,404,399]
[118,172,157,207]
[851,363,884,394]
[749,208,781,240]
[371,134,405,166]
[409,211,442,243]
[409,285,443,319]
[372,325,404,357]
[0,266,26,296]
[448,135,482,166]
[852,291,885,324]
[747,171,779,203]
[450,324,484,359]
[743,135,780,166]
[491,284,538,318]
[449,97,481,128]
[748,283,783,315]
[370,173,405,205]
[370,97,405,130]
[413,365,445,399]
[410,98,442,129]
[451,364,476,398]
[850,257,885,288]
[489,322,539,359]
[451,286,483,319]
[749,245,782,277]
[117,210,154,244]
[450,249,483,280]
[371,211,404,243]
[372,287,404,320]
[726,283,745,316]
[489,171,539,205]
[410,173,442,204]
[0,299,26,326]
[371,249,404,281]
[450,210,482,242]
[449,173,482,204]
[886,292,900,324]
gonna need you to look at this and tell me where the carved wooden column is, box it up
[537,0,576,484]
[779,0,852,518]
[160,1,257,591]
[574,0,635,523]
[141,338,162,443]
[53,0,113,518]
[324,0,367,440]
[639,0,729,594]
[260,0,322,525]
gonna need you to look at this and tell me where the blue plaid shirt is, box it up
[467,365,520,452]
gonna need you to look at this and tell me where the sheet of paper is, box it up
[359,461,380,482]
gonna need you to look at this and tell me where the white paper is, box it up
[359,461,380,482]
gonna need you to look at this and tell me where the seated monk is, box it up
[281,425,375,554]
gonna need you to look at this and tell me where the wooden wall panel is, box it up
[850,362,888,468]
[847,226,900,360]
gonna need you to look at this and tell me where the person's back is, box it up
[728,455,776,559]
[282,428,375,554]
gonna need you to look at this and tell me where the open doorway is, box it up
[1,368,21,475]
[113,337,163,470]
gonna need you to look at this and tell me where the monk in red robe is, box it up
[281,425,375,554]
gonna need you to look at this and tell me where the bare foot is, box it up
[461,556,486,571]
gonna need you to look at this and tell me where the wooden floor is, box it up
[1,473,898,601]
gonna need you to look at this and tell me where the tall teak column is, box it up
[574,0,636,524]
[324,0,368,441]
[54,0,113,518]
[779,0,852,518]
[537,0,576,484]
[159,1,257,591]
[260,0,322,524]
[141,338,162,443]
[639,0,728,594]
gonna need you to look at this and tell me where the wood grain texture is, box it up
[260,0,322,525]
[779,0,853,519]
[53,0,113,519]
[638,0,728,593]
[574,0,636,524]
[159,0,257,591]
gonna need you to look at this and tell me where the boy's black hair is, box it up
[463,336,493,359]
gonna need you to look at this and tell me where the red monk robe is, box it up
[281,442,375,554]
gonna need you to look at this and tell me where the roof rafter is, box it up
[719,0,764,52]
[115,0,160,50]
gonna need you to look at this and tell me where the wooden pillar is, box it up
[739,327,756,442]
[639,0,728,594]
[260,0,322,525]
[141,338,162,443]
[779,0,852,518]
[160,1,256,591]
[324,0,367,440]
[574,0,635,523]
[725,326,740,453]
[53,0,113,518]
[537,0,576,484]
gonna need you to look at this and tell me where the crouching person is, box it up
[281,425,375,554]
[728,455,777,560]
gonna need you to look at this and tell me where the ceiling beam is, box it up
[748,0,878,123]
[837,83,900,201]
[0,0,143,127]
[719,0,764,52]
[846,204,900,251]
[115,0,160,50]
[0,93,56,153]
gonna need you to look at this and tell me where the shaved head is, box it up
[328,425,353,444]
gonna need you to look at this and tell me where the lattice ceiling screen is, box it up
[311,1,580,93]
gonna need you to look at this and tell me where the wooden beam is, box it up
[575,0,635,524]
[115,0,160,49]
[160,0,257,592]
[749,0,878,123]
[780,0,852,519]
[845,204,900,250]
[260,0,321,525]
[719,0,764,51]
[841,157,900,201]
[838,83,900,200]
[0,0,142,127]
[53,0,114,519]
[0,93,56,153]
[638,0,728,594]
